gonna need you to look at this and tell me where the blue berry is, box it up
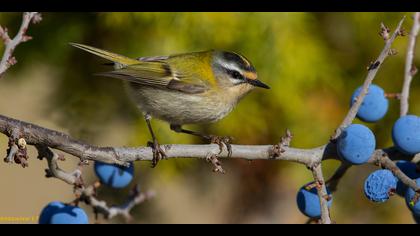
[39,201,65,224]
[350,84,389,122]
[405,178,420,215]
[296,182,333,218]
[392,115,420,155]
[49,205,89,224]
[364,169,397,202]
[94,161,134,188]
[395,161,420,197]
[337,124,376,165]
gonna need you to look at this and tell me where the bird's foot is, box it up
[147,140,167,168]
[206,135,233,157]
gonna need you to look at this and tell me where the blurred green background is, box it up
[0,12,419,224]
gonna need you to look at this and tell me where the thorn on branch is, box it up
[398,27,407,37]
[410,64,418,76]
[388,48,398,56]
[206,153,225,174]
[0,26,11,44]
[379,23,390,41]
[31,13,42,24]
[270,129,293,159]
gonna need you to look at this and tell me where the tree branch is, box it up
[368,148,418,190]
[333,17,406,139]
[0,12,41,78]
[76,183,155,222]
[400,12,420,116]
[36,145,84,186]
[0,114,323,166]
[311,164,332,224]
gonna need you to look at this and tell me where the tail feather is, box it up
[69,43,140,66]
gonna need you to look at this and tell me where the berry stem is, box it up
[400,12,420,117]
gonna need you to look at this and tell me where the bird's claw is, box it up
[147,140,166,168]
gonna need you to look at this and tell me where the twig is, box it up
[0,12,41,78]
[77,183,155,222]
[400,12,420,116]
[36,145,84,186]
[369,150,419,191]
[311,164,331,224]
[333,17,406,139]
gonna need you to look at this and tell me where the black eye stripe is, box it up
[226,69,244,80]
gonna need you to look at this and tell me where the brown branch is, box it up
[333,17,406,139]
[0,12,41,78]
[77,183,155,222]
[369,149,419,192]
[400,12,420,116]
[36,145,84,186]
[35,144,155,221]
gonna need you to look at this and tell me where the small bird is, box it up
[70,43,270,167]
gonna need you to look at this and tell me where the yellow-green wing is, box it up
[70,42,210,94]
[97,61,210,94]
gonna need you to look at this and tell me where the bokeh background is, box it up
[0,12,419,224]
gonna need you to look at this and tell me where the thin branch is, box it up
[311,164,332,224]
[333,17,406,139]
[0,12,41,78]
[77,183,155,222]
[369,149,419,191]
[400,12,420,116]
[36,145,84,186]
[35,144,155,221]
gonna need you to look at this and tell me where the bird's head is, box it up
[212,51,270,93]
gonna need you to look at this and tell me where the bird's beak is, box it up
[246,79,270,89]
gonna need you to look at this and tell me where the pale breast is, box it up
[126,83,239,125]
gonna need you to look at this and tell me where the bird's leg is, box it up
[144,114,166,168]
[170,124,233,157]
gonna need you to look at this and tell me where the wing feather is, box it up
[97,61,209,94]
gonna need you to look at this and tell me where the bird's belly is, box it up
[127,84,235,125]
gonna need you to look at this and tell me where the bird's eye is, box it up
[229,70,243,80]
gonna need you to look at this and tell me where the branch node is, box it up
[206,153,225,174]
[388,48,398,56]
[367,61,380,71]
[0,26,11,44]
[379,22,390,40]
[398,27,407,37]
[410,64,418,76]
[270,129,293,159]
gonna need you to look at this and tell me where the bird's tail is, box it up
[69,43,140,66]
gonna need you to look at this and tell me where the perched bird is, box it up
[70,43,270,167]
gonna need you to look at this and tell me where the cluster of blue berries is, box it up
[297,84,420,221]
[39,162,135,224]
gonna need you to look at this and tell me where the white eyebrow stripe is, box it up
[215,57,243,73]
